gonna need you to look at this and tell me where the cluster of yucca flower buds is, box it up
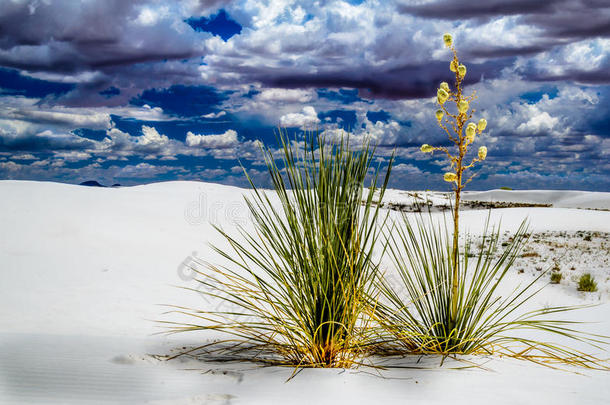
[421,33,489,185]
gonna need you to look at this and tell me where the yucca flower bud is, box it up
[450,60,458,72]
[477,118,487,131]
[440,82,450,92]
[466,123,476,142]
[458,100,469,114]
[435,109,444,121]
[478,146,487,160]
[443,33,452,48]
[444,172,457,182]
[437,88,449,104]
[421,144,434,153]
[458,64,467,78]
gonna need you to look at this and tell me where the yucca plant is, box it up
[374,33,608,369]
[165,130,393,368]
[376,213,607,368]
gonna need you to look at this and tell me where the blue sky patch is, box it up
[520,87,558,104]
[317,88,365,104]
[73,128,108,141]
[99,87,120,98]
[130,85,231,117]
[0,68,74,98]
[185,9,242,41]
[318,109,358,130]
[366,110,391,123]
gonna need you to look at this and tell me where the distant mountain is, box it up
[79,180,106,187]
[111,183,121,187]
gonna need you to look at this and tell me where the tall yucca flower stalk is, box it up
[421,34,488,331]
[166,130,393,368]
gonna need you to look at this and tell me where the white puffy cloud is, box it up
[279,106,320,128]
[516,111,559,135]
[53,151,92,162]
[185,129,239,148]
[392,163,423,175]
[362,118,403,144]
[138,126,169,146]
[201,111,227,119]
[0,96,172,148]
[10,153,37,160]
[257,88,314,103]
[115,162,174,178]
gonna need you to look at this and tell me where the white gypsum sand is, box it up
[1,180,609,404]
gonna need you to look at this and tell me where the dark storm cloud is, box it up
[266,59,509,99]
[516,50,610,85]
[189,0,236,14]
[99,87,120,98]
[0,130,95,152]
[397,0,557,19]
[526,68,610,85]
[0,0,137,50]
[0,0,215,106]
[466,45,549,59]
[522,1,610,39]
[398,0,610,40]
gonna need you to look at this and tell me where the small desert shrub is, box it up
[578,273,598,292]
[166,131,393,368]
[550,272,562,284]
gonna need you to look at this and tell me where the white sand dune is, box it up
[462,189,610,209]
[382,188,610,210]
[1,180,609,404]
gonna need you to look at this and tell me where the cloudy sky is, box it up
[1,0,609,190]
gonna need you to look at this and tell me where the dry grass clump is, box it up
[550,272,563,284]
[578,273,598,292]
